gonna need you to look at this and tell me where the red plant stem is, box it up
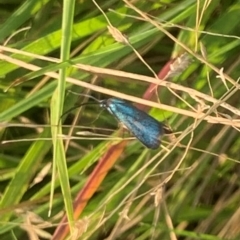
[52,141,127,240]
[52,59,174,240]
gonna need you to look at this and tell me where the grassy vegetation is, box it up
[0,0,240,239]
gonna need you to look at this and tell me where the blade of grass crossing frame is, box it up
[50,0,75,235]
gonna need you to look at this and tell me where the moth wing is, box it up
[109,101,163,149]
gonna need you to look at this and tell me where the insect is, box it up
[62,96,170,149]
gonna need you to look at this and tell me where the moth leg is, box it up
[118,122,130,140]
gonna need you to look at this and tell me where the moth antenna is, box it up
[59,102,99,123]
[67,90,101,103]
[60,92,102,123]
